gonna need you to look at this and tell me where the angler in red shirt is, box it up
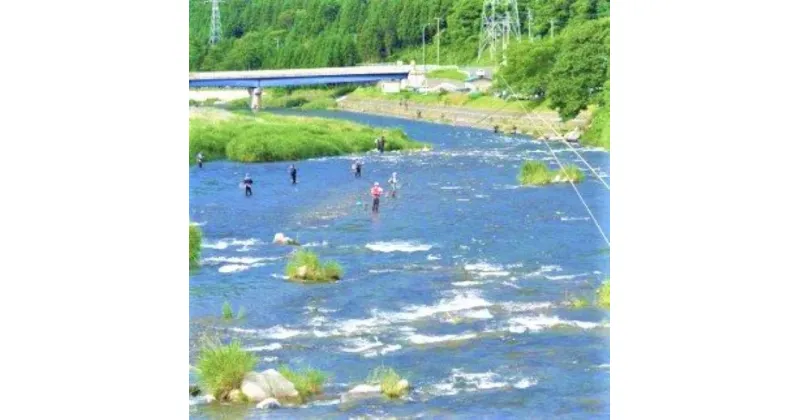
[370,182,384,213]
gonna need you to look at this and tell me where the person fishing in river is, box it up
[388,172,399,198]
[288,164,297,185]
[196,152,204,168]
[352,160,363,178]
[375,135,386,153]
[242,173,253,197]
[370,182,384,213]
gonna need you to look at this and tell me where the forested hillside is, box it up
[189,0,610,71]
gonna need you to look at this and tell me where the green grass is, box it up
[190,225,202,267]
[367,366,408,398]
[582,105,610,150]
[285,249,343,283]
[348,86,555,114]
[519,161,585,186]
[427,68,468,81]
[221,301,245,321]
[300,97,337,110]
[222,301,234,320]
[518,161,553,185]
[196,338,257,400]
[277,365,327,401]
[596,280,610,309]
[189,111,427,164]
[557,165,585,183]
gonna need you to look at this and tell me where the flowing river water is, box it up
[189,109,610,419]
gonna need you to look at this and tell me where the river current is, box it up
[190,109,610,419]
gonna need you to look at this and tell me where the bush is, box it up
[582,105,610,150]
[284,97,309,108]
[285,249,342,282]
[278,365,327,401]
[519,161,554,185]
[519,161,584,185]
[556,164,585,183]
[190,225,202,267]
[189,99,201,106]
[190,112,427,163]
[596,280,610,309]
[367,366,408,398]
[226,98,251,110]
[331,84,357,97]
[196,338,257,400]
[300,97,336,110]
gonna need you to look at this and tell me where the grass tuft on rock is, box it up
[519,161,584,185]
[196,338,257,400]
[285,250,343,283]
[190,225,202,267]
[277,365,327,401]
[596,280,610,309]
[367,366,408,398]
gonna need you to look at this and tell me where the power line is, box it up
[496,75,610,246]
[497,73,611,191]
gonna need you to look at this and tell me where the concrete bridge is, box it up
[189,65,418,109]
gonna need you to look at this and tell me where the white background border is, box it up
[1,0,799,418]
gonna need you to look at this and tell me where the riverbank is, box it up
[189,108,427,164]
[189,87,600,145]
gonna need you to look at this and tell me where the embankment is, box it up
[337,96,589,137]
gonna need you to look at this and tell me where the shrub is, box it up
[331,84,357,97]
[190,225,202,267]
[284,97,309,108]
[519,161,554,185]
[519,161,584,185]
[582,105,610,150]
[202,97,220,106]
[367,366,408,398]
[225,98,251,109]
[278,365,327,401]
[189,99,201,106]
[221,301,234,320]
[196,338,257,400]
[596,280,610,309]
[300,97,336,110]
[556,164,585,183]
[285,249,342,282]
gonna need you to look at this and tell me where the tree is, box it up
[546,18,609,119]
[499,37,560,98]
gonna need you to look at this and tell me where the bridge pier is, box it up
[248,87,262,111]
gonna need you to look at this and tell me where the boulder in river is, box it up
[340,384,382,403]
[261,369,300,399]
[256,397,281,409]
[240,371,270,402]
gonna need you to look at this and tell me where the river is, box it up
[189,109,610,419]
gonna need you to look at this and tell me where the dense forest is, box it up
[189,0,609,71]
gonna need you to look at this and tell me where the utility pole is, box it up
[207,0,224,45]
[550,18,555,39]
[422,24,428,70]
[435,17,442,66]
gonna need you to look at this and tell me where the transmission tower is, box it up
[478,0,521,62]
[208,0,224,45]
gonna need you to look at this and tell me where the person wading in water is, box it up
[242,173,253,197]
[196,152,204,168]
[288,164,297,185]
[370,182,384,213]
[353,160,363,178]
[388,172,399,198]
[375,135,386,153]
